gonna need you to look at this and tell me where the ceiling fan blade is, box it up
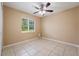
[46,10,53,12]
[34,6,39,10]
[33,11,39,14]
[46,2,51,7]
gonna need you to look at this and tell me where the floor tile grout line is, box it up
[48,44,60,56]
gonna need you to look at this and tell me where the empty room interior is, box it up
[0,2,79,56]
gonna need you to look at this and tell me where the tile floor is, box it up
[2,38,79,56]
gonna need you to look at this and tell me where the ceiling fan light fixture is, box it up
[44,7,46,10]
[39,11,46,15]
[42,11,46,14]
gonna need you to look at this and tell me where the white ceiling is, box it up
[3,2,79,17]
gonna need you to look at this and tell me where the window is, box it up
[21,18,35,32]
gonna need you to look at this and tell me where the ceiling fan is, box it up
[33,2,53,16]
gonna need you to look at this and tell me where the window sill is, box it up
[21,31,35,33]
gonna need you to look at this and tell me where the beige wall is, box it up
[3,6,41,46]
[42,6,79,45]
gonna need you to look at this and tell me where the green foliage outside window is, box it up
[22,18,35,32]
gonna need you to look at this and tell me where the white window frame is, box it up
[21,18,35,33]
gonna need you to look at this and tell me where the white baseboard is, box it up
[42,37,79,48]
[3,37,38,49]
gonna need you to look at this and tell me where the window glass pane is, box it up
[22,19,28,31]
[29,20,34,31]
